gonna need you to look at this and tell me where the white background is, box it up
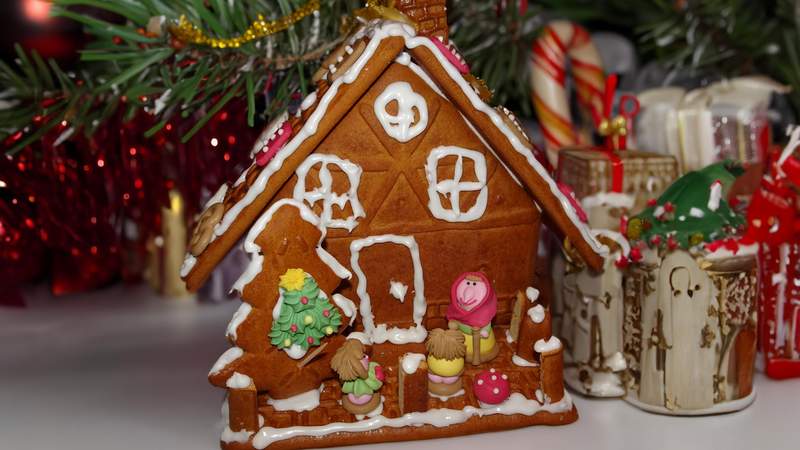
[2,283,798,450]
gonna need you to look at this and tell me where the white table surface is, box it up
[2,283,799,450]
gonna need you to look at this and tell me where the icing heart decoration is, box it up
[255,121,293,167]
[429,36,470,74]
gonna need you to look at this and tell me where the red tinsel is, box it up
[0,100,258,299]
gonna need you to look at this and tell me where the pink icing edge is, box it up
[256,122,293,166]
[428,37,469,74]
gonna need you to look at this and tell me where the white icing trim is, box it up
[250,392,573,449]
[389,280,408,303]
[222,427,253,444]
[689,207,705,218]
[209,346,244,376]
[332,293,358,326]
[231,199,351,294]
[292,154,366,232]
[534,336,562,354]
[350,234,427,344]
[527,305,545,324]
[401,352,426,374]
[580,192,634,211]
[525,287,540,303]
[374,81,428,142]
[512,354,539,367]
[429,389,465,401]
[226,372,253,389]
[425,146,489,222]
[345,331,371,345]
[180,254,197,278]
[300,92,318,111]
[226,302,252,341]
[205,184,229,209]
[267,387,322,412]
[591,229,631,257]
[284,344,307,360]
[505,329,515,344]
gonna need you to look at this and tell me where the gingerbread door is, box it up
[349,235,427,344]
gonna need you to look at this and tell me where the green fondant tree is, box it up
[627,161,746,249]
[269,268,342,351]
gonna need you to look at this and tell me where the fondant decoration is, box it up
[184,8,600,448]
[429,35,469,74]
[189,202,224,256]
[623,164,758,414]
[509,289,553,363]
[256,121,293,167]
[748,128,800,379]
[529,20,605,165]
[374,81,429,142]
[426,328,466,396]
[635,76,789,173]
[269,269,343,359]
[292,154,366,231]
[473,368,511,406]
[350,234,427,344]
[331,339,385,415]
[425,146,489,222]
[447,272,499,365]
[249,112,289,159]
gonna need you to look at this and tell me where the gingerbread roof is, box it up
[181,20,606,291]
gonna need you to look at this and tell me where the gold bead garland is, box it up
[170,0,321,49]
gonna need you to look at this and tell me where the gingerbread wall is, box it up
[270,62,541,329]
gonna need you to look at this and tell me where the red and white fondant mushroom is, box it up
[473,368,511,405]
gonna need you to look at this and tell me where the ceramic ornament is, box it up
[181,4,608,448]
[634,76,790,173]
[747,127,800,379]
[622,162,758,415]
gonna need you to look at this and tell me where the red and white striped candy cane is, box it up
[530,20,605,166]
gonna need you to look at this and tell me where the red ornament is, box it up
[300,296,309,305]
[663,202,674,213]
[667,235,678,250]
[647,198,657,207]
[290,324,298,333]
[306,336,314,344]
[629,247,643,262]
[322,308,330,317]
[650,235,662,246]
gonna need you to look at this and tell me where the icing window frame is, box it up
[293,154,366,232]
[373,81,429,143]
[425,146,489,222]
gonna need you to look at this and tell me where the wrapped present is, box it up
[635,76,790,173]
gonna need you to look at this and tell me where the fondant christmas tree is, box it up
[626,161,746,249]
[269,269,342,351]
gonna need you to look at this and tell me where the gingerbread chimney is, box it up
[396,0,449,41]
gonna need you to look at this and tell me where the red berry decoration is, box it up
[473,368,511,405]
[663,201,675,213]
[374,365,385,382]
[300,296,309,305]
[629,246,643,262]
[647,198,657,207]
[307,336,314,344]
[322,309,330,317]
[290,324,298,333]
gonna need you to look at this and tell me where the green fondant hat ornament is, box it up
[626,161,746,250]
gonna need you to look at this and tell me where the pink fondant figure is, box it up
[446,272,499,365]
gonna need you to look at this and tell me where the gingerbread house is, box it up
[182,3,606,449]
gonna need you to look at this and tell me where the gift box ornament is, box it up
[746,128,800,379]
[622,162,759,415]
[556,75,680,215]
[635,76,790,173]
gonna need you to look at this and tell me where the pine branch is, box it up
[2,0,361,154]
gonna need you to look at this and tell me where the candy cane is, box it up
[530,20,605,166]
